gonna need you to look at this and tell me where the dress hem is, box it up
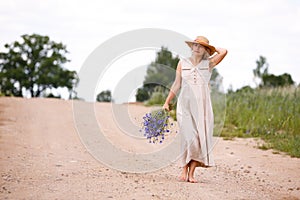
[181,159,215,168]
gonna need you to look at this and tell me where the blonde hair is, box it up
[202,48,210,60]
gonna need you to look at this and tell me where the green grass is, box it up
[220,86,300,157]
[261,133,300,157]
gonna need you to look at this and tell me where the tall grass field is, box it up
[219,86,300,157]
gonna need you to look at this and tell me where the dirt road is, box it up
[0,97,299,199]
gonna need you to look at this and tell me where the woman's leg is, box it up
[188,160,198,183]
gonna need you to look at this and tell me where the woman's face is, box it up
[192,43,207,56]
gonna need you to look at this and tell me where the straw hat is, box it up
[185,36,216,55]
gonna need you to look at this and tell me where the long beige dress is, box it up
[177,57,215,167]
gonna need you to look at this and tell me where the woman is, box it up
[163,36,227,183]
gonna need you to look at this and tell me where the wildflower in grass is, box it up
[140,109,174,144]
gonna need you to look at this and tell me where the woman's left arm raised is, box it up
[209,48,228,68]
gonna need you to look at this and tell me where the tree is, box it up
[210,68,223,92]
[135,88,149,102]
[0,34,78,98]
[253,55,294,88]
[262,73,294,87]
[96,90,112,102]
[136,47,179,102]
[143,47,179,95]
[253,55,269,87]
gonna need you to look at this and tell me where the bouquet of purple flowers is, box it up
[140,109,174,144]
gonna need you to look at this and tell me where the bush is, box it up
[145,86,168,106]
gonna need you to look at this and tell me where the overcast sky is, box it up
[1,0,300,100]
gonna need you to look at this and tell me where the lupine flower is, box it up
[140,109,174,144]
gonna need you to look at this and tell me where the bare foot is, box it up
[188,160,198,183]
[188,177,198,183]
[178,176,187,182]
[178,166,188,182]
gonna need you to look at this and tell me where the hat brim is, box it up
[185,41,216,56]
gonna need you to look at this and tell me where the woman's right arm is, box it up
[163,61,182,111]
